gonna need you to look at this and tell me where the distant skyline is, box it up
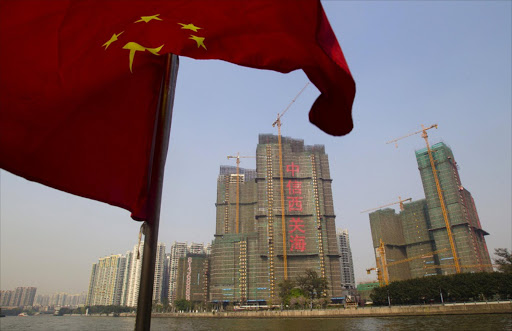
[1,1,511,295]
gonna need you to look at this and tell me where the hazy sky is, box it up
[1,1,510,295]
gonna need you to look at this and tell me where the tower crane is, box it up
[271,82,309,280]
[368,239,387,286]
[423,264,496,271]
[227,153,255,234]
[385,248,449,268]
[386,124,461,273]
[361,196,412,213]
[366,267,383,287]
[368,238,449,286]
[362,197,411,286]
[381,248,449,286]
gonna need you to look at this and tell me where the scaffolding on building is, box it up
[387,124,461,273]
[210,133,343,304]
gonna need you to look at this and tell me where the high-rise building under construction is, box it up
[210,134,343,304]
[369,142,492,283]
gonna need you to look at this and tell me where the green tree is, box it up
[296,269,329,300]
[161,297,171,312]
[370,272,512,305]
[297,296,307,309]
[494,248,512,273]
[318,297,330,308]
[174,299,191,312]
[289,297,298,309]
[57,307,72,316]
[278,279,299,306]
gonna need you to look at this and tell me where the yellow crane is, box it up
[385,248,449,268]
[361,196,412,213]
[227,153,255,234]
[366,267,383,287]
[423,264,496,271]
[368,238,449,286]
[386,124,461,273]
[271,82,309,280]
[369,239,387,286]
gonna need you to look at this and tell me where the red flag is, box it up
[0,0,355,221]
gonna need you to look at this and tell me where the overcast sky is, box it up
[1,1,510,295]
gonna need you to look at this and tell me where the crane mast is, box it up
[377,239,388,286]
[367,240,387,287]
[272,116,288,280]
[227,153,255,234]
[271,82,309,281]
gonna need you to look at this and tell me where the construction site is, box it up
[209,134,343,305]
[367,125,493,286]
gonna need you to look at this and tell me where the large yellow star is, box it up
[135,14,162,23]
[123,42,164,73]
[102,31,124,50]
[178,23,201,32]
[189,35,207,50]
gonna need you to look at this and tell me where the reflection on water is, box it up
[0,314,510,331]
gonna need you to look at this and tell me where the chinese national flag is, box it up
[0,0,355,221]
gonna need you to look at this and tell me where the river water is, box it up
[1,314,510,330]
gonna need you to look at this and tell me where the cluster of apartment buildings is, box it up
[86,241,211,307]
[86,134,357,307]
[0,287,86,309]
[7,136,491,309]
[34,292,86,308]
[0,287,37,307]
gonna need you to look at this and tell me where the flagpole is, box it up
[135,53,179,331]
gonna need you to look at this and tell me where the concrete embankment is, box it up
[148,302,512,318]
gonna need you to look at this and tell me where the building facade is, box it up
[15,287,37,307]
[167,241,210,304]
[167,242,189,304]
[416,142,492,273]
[120,250,133,306]
[85,254,126,306]
[369,142,492,283]
[336,228,356,289]
[175,253,209,304]
[153,242,167,303]
[0,290,14,307]
[123,242,167,307]
[86,241,166,307]
[210,134,343,304]
[34,292,86,307]
[0,287,37,307]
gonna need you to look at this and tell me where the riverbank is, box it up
[2,313,510,330]
[117,301,512,318]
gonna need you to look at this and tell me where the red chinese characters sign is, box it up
[286,162,306,252]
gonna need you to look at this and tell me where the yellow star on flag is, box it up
[178,23,201,32]
[123,42,164,73]
[189,35,207,50]
[135,14,162,23]
[102,31,124,50]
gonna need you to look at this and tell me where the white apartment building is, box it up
[85,254,125,306]
[167,242,188,304]
[336,228,356,289]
